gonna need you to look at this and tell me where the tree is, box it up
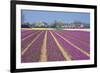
[21,22,30,28]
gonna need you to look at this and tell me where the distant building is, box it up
[61,23,85,29]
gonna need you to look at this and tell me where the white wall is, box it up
[0,0,99,73]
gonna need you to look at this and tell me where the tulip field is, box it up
[21,29,90,63]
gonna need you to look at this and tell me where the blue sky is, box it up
[21,10,90,24]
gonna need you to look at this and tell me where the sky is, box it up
[21,10,90,24]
